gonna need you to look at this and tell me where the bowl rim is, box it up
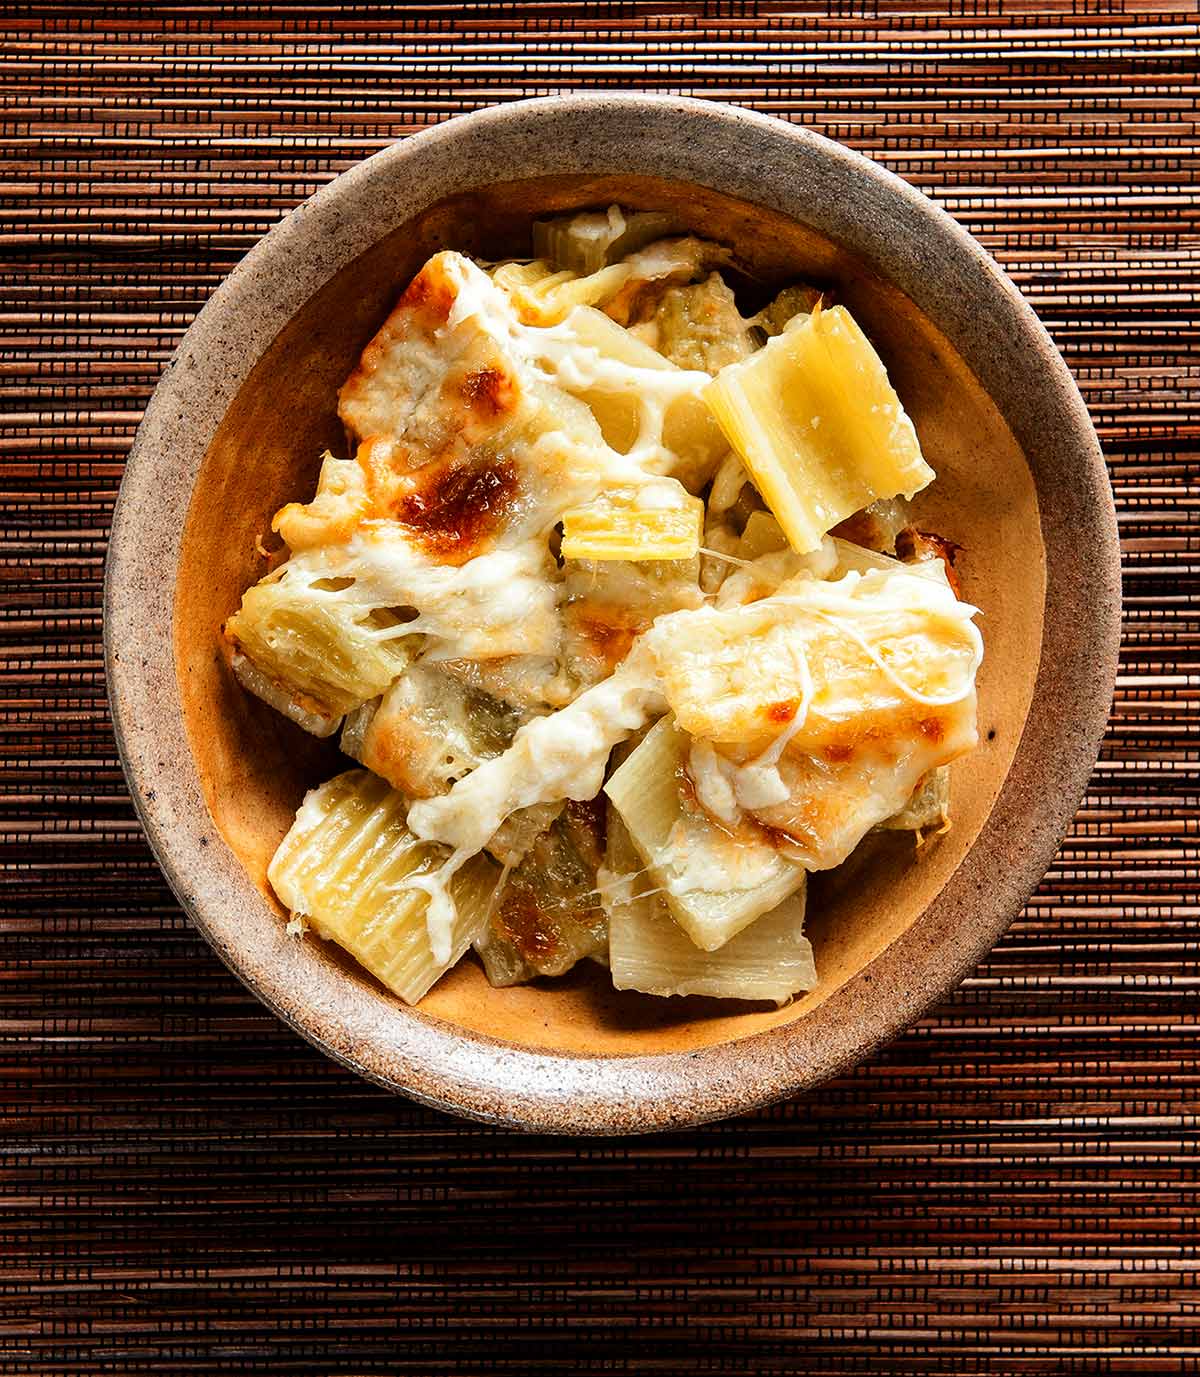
[105,93,1120,1134]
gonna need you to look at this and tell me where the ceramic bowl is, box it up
[105,95,1119,1133]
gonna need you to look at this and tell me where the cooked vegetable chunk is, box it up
[648,274,758,373]
[533,206,678,275]
[879,765,951,836]
[830,496,910,554]
[339,663,534,799]
[752,282,824,337]
[737,510,789,559]
[561,556,704,688]
[474,799,608,986]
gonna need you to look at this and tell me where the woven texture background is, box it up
[5,5,1198,1373]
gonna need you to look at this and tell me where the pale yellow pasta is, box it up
[561,486,704,561]
[604,814,815,1004]
[268,770,499,1004]
[225,567,410,727]
[604,716,806,951]
[702,304,935,553]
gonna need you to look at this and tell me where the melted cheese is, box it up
[645,568,982,870]
[260,238,985,966]
[447,258,716,482]
[410,566,981,877]
[407,645,666,856]
[657,814,784,897]
[401,868,461,966]
[280,530,561,660]
[290,254,727,673]
[713,539,839,609]
[644,568,981,746]
[688,742,792,817]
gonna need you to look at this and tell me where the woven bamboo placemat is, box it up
[5,5,1198,1373]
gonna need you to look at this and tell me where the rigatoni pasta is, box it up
[223,205,983,1010]
[268,770,499,1003]
[561,486,704,562]
[604,716,806,951]
[702,304,936,554]
[603,816,815,1004]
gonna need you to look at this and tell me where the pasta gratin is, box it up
[223,206,983,1007]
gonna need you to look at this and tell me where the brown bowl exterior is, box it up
[105,96,1119,1134]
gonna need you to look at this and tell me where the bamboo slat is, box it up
[3,5,1198,1374]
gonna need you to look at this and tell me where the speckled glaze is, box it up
[105,96,1120,1134]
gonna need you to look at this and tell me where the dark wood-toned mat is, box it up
[4,6,1197,1373]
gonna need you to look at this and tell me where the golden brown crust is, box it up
[568,610,641,677]
[896,525,964,597]
[387,458,519,564]
[338,257,456,425]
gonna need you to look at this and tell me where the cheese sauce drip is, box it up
[407,644,667,857]
[409,568,981,881]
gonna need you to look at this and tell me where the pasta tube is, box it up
[225,566,411,727]
[604,814,815,1004]
[268,770,499,1004]
[604,716,806,951]
[561,485,704,561]
[702,304,935,553]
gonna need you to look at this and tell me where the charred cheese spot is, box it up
[808,703,952,769]
[461,366,518,418]
[444,360,524,447]
[392,459,519,564]
[822,742,856,764]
